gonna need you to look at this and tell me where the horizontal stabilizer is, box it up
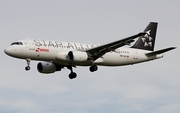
[146,47,176,56]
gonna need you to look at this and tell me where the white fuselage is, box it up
[4,39,163,66]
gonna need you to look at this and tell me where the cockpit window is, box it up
[11,42,23,45]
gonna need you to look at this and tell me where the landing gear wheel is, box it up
[25,66,30,71]
[69,72,77,79]
[89,65,98,72]
[67,66,77,79]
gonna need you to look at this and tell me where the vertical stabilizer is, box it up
[131,22,158,51]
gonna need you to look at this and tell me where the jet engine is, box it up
[56,51,88,62]
[56,51,70,61]
[68,51,88,62]
[37,62,61,74]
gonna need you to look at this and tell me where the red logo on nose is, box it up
[35,48,49,52]
[35,48,40,52]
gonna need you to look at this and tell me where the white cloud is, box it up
[156,104,180,113]
[0,98,38,113]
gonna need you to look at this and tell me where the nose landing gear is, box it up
[25,59,31,71]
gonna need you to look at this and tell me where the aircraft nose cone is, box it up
[4,47,12,55]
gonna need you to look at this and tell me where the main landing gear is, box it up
[25,59,31,71]
[67,65,98,79]
[67,66,77,79]
[89,65,98,72]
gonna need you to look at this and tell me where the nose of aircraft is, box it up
[4,47,12,55]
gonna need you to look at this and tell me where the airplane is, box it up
[4,22,176,79]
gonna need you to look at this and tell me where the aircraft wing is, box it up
[86,32,146,60]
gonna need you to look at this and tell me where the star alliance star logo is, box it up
[141,30,153,47]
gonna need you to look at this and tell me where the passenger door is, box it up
[28,39,35,50]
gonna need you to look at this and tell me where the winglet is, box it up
[145,47,176,56]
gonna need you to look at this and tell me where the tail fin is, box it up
[131,22,158,51]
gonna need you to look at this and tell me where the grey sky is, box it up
[0,0,179,113]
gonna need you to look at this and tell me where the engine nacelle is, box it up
[56,52,70,61]
[68,51,88,62]
[56,51,88,62]
[37,62,57,74]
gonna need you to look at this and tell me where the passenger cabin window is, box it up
[11,42,23,45]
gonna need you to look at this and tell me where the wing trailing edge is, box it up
[86,32,146,61]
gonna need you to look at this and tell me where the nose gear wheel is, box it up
[25,66,30,71]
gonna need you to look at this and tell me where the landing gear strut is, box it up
[25,59,31,71]
[67,66,77,79]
